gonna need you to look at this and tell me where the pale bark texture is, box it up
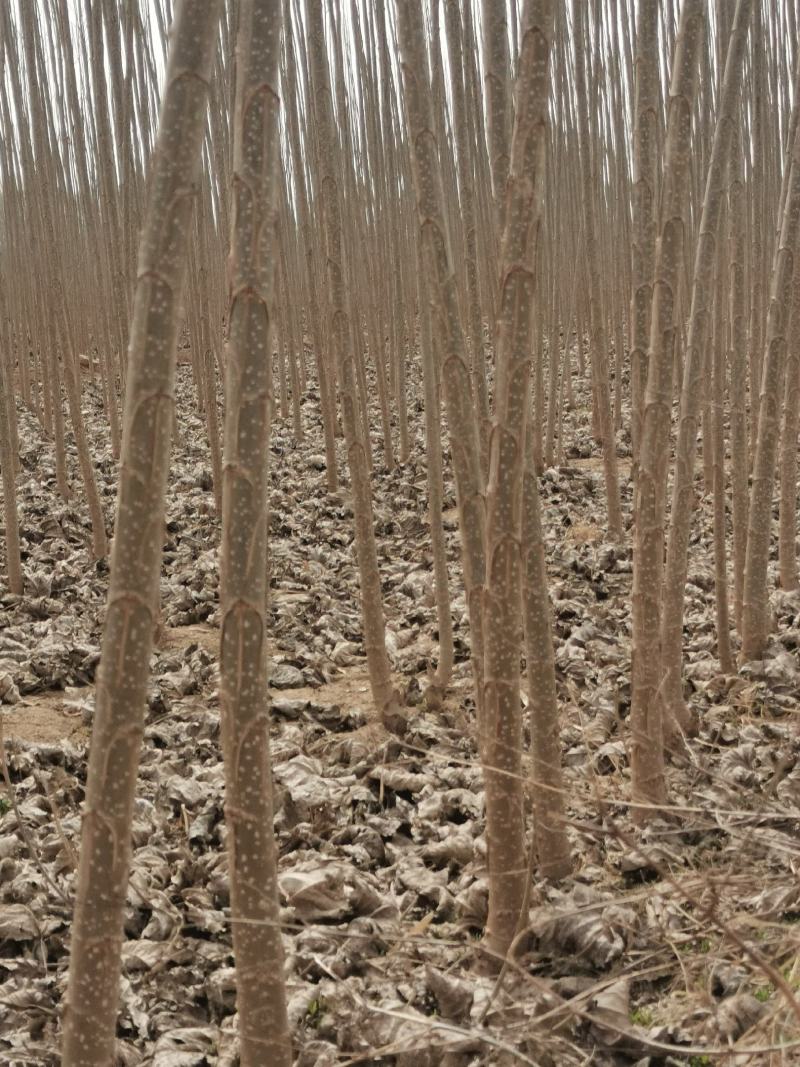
[741,109,800,660]
[87,0,127,391]
[522,421,572,880]
[62,4,221,1062]
[659,0,752,734]
[418,257,454,707]
[445,0,494,471]
[482,0,554,959]
[445,0,490,470]
[729,126,749,628]
[19,2,107,557]
[482,0,512,227]
[0,344,21,594]
[308,0,402,730]
[711,272,733,673]
[398,1,488,743]
[630,0,704,819]
[572,0,622,540]
[218,2,292,1062]
[630,0,659,467]
[197,199,224,515]
[281,0,337,487]
[778,272,800,591]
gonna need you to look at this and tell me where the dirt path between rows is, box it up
[1,622,379,748]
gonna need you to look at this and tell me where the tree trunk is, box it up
[0,346,22,594]
[572,0,623,540]
[711,270,733,673]
[308,0,402,731]
[629,0,659,471]
[522,422,572,879]
[741,108,800,659]
[418,256,454,707]
[631,0,704,819]
[218,2,291,1059]
[62,5,221,1061]
[729,125,749,630]
[778,273,800,591]
[398,0,488,753]
[482,0,555,960]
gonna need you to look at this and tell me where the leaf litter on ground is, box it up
[1,366,800,1063]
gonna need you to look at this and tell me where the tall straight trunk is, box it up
[544,277,565,467]
[563,313,574,414]
[658,0,755,730]
[729,124,749,629]
[14,323,31,412]
[218,1,291,1059]
[367,306,394,470]
[20,2,106,554]
[308,0,401,729]
[287,329,304,442]
[630,1,659,467]
[572,0,622,540]
[747,11,766,467]
[397,0,488,751]
[370,309,395,469]
[711,269,733,673]
[39,340,52,438]
[1,309,19,472]
[59,326,108,559]
[281,0,336,485]
[276,335,289,420]
[612,314,625,434]
[86,0,128,390]
[630,0,704,819]
[701,339,715,494]
[277,221,304,443]
[0,345,21,595]
[353,302,374,473]
[394,271,410,464]
[281,0,334,482]
[531,275,546,472]
[741,112,800,659]
[48,326,70,502]
[418,255,454,707]
[778,272,800,591]
[482,0,512,232]
[522,422,572,879]
[445,0,490,471]
[481,0,554,960]
[197,199,223,515]
[62,5,221,1062]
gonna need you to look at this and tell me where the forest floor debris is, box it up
[1,368,800,1064]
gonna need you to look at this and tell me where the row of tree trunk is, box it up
[0,0,799,1061]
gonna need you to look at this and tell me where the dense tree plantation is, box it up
[4,0,800,1061]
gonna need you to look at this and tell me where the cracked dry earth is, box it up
[2,361,800,1066]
